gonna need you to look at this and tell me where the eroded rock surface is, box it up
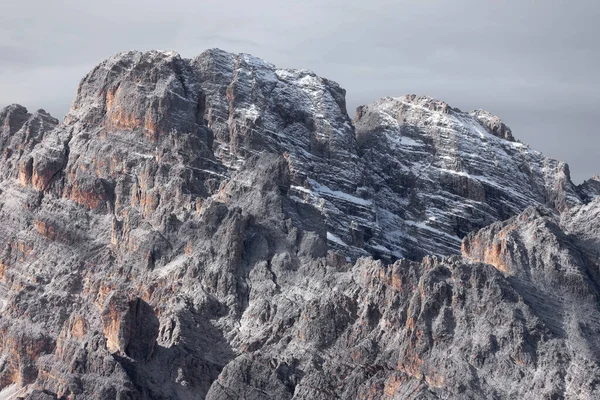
[0,49,597,399]
[578,175,600,202]
[354,95,581,259]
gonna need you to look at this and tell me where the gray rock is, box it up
[0,105,59,184]
[354,94,581,259]
[0,49,597,399]
[577,175,600,202]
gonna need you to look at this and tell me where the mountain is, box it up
[0,49,598,399]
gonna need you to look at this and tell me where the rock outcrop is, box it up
[190,53,584,259]
[578,175,600,202]
[354,95,581,259]
[0,49,597,399]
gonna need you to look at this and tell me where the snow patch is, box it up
[370,243,391,253]
[0,384,27,399]
[327,232,348,247]
[405,220,462,242]
[156,255,188,277]
[132,152,154,159]
[242,104,260,121]
[308,179,372,207]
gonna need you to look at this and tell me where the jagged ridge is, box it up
[0,49,598,399]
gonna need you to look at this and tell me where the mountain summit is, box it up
[0,49,598,399]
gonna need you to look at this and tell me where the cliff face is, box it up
[190,50,585,261]
[354,95,582,259]
[0,49,598,399]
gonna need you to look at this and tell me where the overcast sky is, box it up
[1,0,597,182]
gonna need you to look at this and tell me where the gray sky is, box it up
[1,0,597,182]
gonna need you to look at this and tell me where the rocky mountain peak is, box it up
[0,104,59,186]
[470,109,516,142]
[578,174,600,202]
[0,104,31,138]
[65,49,204,141]
[0,48,598,399]
[191,48,353,173]
[398,93,455,113]
[0,50,588,262]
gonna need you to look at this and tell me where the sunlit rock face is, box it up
[0,49,598,399]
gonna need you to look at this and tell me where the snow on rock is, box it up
[0,49,597,400]
[354,94,583,259]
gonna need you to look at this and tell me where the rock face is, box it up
[0,49,598,399]
[191,53,583,260]
[0,105,59,185]
[354,95,581,259]
[578,175,600,202]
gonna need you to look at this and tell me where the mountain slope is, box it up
[354,95,581,259]
[192,49,583,260]
[0,49,597,399]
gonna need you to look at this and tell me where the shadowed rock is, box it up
[101,293,159,361]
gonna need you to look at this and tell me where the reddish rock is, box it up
[101,293,159,361]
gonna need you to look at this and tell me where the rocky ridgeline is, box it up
[0,49,598,399]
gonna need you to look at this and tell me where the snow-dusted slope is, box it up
[189,52,584,261]
[192,49,373,257]
[0,49,598,399]
[578,175,600,202]
[353,94,581,259]
[0,52,587,265]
